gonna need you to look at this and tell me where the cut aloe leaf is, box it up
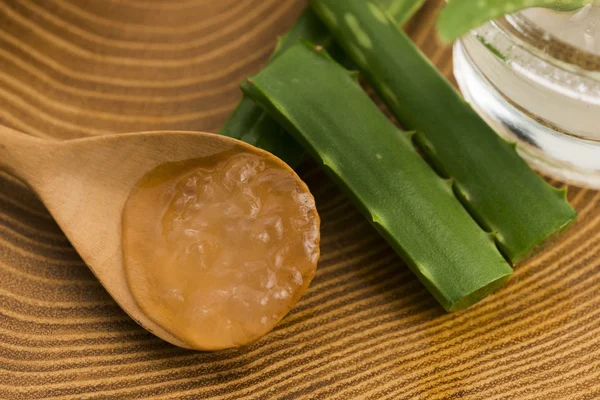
[310,0,578,264]
[220,0,426,167]
[437,0,595,42]
[242,42,513,312]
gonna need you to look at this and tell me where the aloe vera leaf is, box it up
[242,42,513,312]
[310,0,577,264]
[220,0,425,167]
[437,0,596,42]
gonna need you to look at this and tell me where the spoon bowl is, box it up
[0,125,311,349]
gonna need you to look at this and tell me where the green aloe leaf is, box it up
[220,0,426,167]
[437,0,596,42]
[310,0,577,264]
[242,42,513,312]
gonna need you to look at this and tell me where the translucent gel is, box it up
[122,148,320,350]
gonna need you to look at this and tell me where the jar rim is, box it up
[499,11,600,76]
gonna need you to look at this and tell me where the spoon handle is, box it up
[0,124,49,181]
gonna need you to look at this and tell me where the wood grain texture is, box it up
[0,0,599,399]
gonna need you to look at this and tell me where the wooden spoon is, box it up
[0,124,312,349]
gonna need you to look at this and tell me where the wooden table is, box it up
[1,1,599,398]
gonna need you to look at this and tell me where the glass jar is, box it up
[453,7,600,189]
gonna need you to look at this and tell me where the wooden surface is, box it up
[1,0,599,398]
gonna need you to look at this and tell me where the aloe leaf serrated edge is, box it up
[242,42,513,312]
[219,0,425,167]
[310,0,577,264]
[437,0,597,43]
